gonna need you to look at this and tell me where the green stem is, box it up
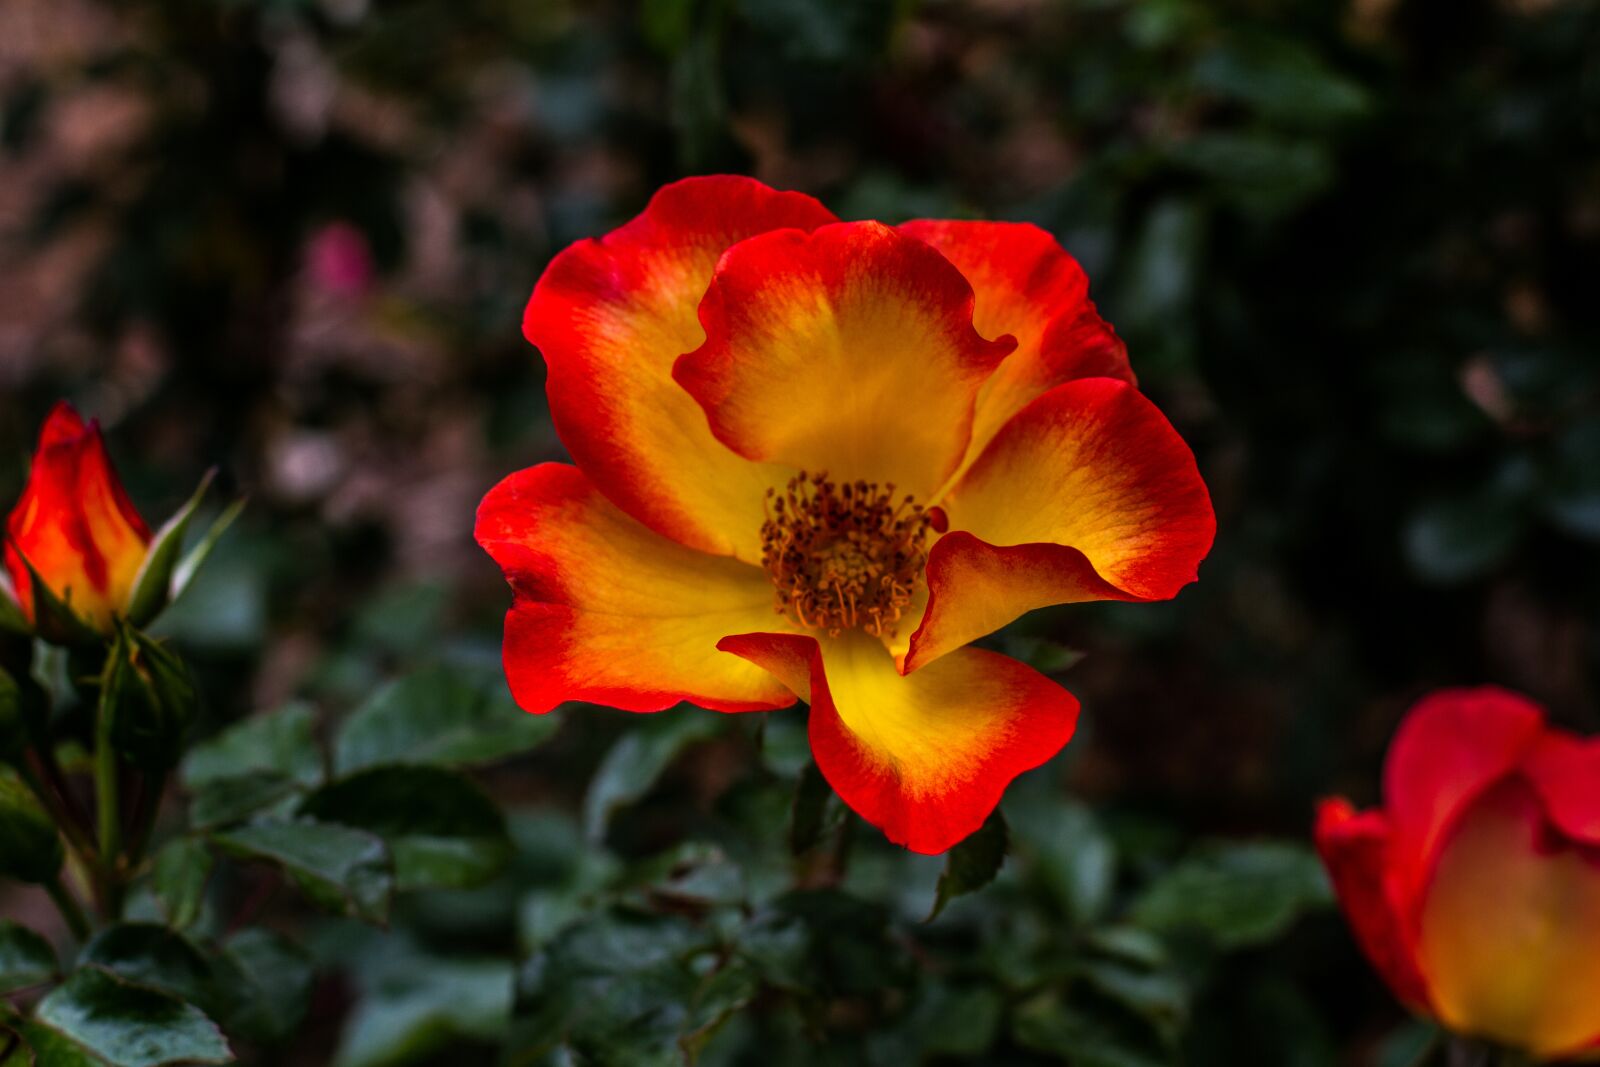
[43,874,91,942]
[94,690,123,921]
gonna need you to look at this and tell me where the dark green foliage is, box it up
[0,922,57,994]
[33,967,232,1067]
[298,765,511,890]
[212,819,394,924]
[0,770,61,884]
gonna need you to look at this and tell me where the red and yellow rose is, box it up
[477,176,1215,854]
[1317,688,1600,1059]
[4,402,228,643]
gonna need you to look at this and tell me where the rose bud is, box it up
[4,402,239,644]
[1316,687,1600,1060]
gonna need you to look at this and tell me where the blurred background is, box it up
[2,0,1598,1063]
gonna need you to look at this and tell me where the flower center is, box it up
[760,471,933,638]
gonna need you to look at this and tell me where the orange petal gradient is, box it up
[1417,779,1600,1058]
[675,221,1016,502]
[475,463,799,714]
[718,630,1078,854]
[4,402,151,632]
[902,378,1214,672]
[897,220,1132,475]
[525,176,837,560]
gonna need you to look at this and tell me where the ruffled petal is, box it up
[525,175,837,560]
[1381,687,1545,898]
[675,221,1016,502]
[475,463,799,714]
[1313,799,1433,1013]
[897,220,1133,470]
[1417,779,1600,1058]
[717,630,1078,854]
[4,402,151,632]
[901,378,1213,671]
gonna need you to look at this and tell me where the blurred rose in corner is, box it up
[1317,688,1600,1061]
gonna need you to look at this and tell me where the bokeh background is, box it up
[2,0,1598,1063]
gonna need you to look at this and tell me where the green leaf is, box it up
[4,1015,107,1066]
[1079,958,1189,1045]
[336,960,512,1067]
[297,765,509,891]
[0,768,62,884]
[331,935,511,1067]
[214,929,313,1046]
[928,811,1008,920]
[0,921,57,993]
[1189,32,1369,128]
[332,667,557,775]
[583,711,725,841]
[148,838,212,929]
[1012,800,1115,925]
[1013,992,1167,1067]
[212,819,392,923]
[1130,842,1333,949]
[188,772,302,830]
[125,471,213,628]
[79,925,216,1014]
[1168,133,1334,220]
[34,966,232,1067]
[511,911,732,1065]
[180,702,322,790]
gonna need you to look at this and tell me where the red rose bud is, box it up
[1316,688,1600,1059]
[4,403,151,636]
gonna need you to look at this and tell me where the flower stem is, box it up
[93,686,123,921]
[42,874,90,942]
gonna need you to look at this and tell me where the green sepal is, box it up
[125,470,213,628]
[169,498,244,610]
[0,578,27,638]
[11,551,101,648]
[101,623,198,774]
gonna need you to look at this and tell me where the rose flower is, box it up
[478,176,1214,854]
[1317,687,1600,1059]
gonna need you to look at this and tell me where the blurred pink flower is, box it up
[306,221,374,298]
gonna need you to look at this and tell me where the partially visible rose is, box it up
[4,402,152,634]
[1317,687,1600,1060]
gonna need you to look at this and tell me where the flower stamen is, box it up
[760,471,932,638]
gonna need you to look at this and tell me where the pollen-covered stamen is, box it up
[760,471,933,638]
